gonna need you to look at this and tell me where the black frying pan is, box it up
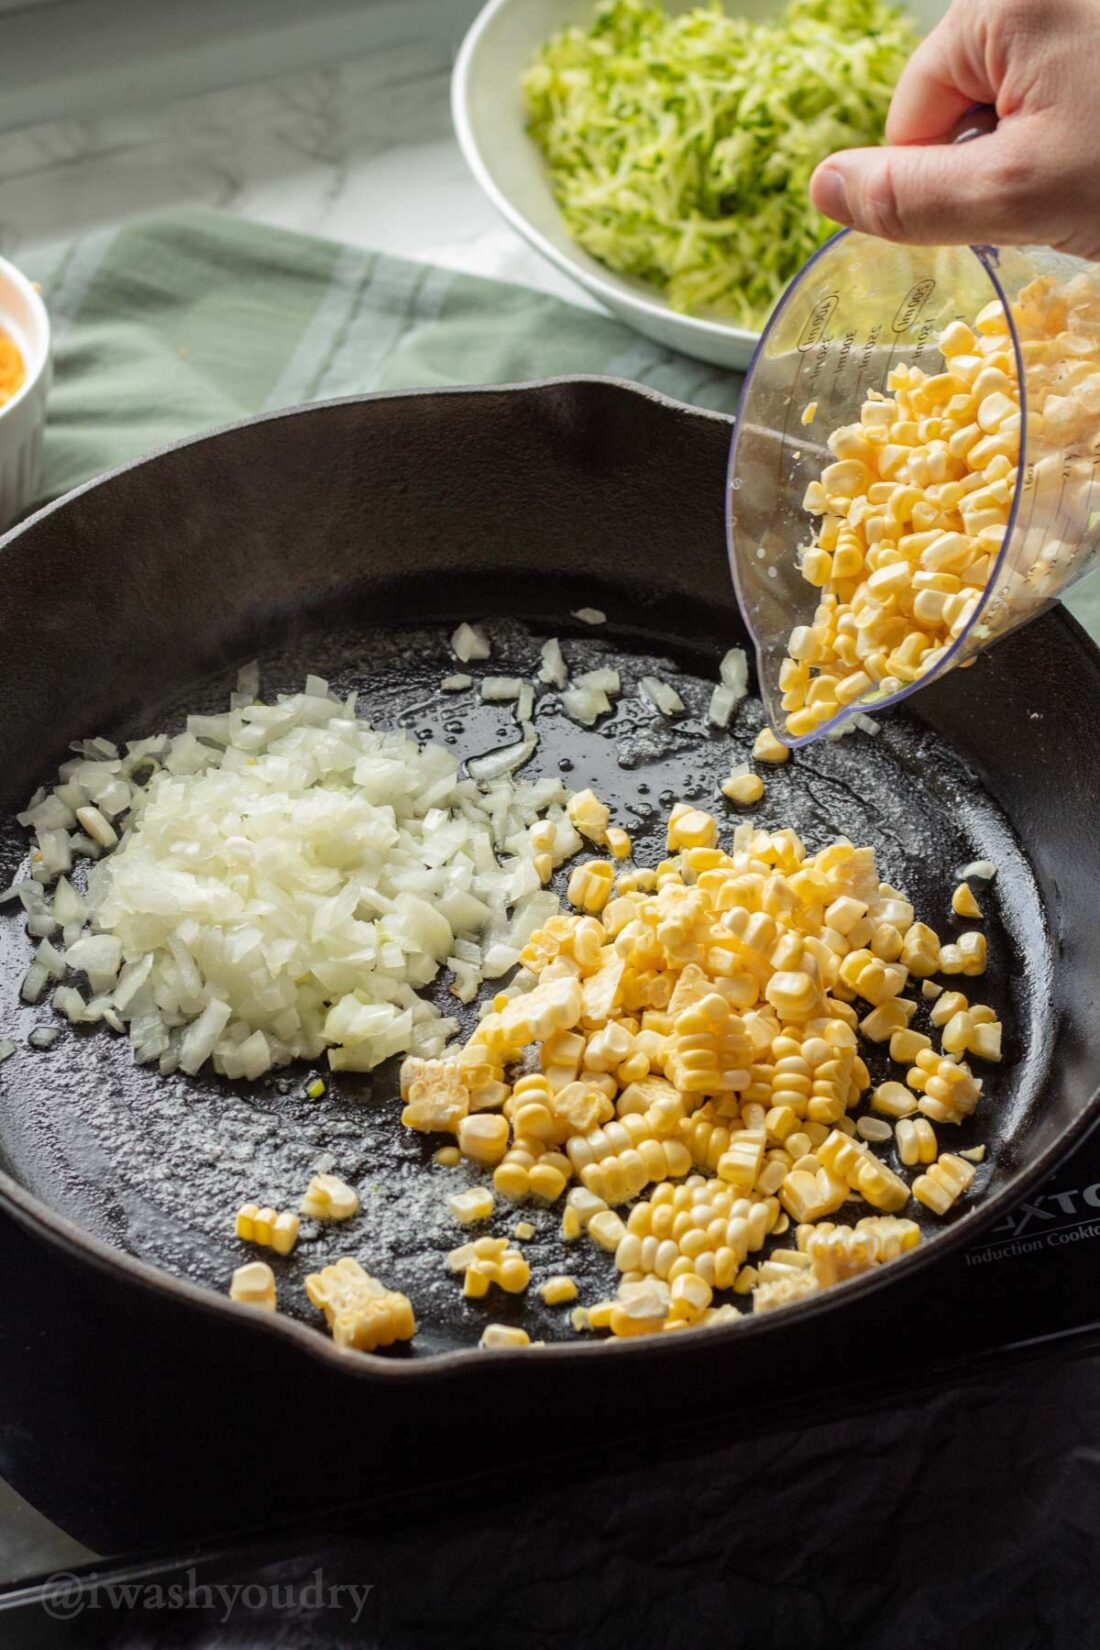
[0,378,1097,1545]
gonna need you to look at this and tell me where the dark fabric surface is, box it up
[9,1346,1100,1650]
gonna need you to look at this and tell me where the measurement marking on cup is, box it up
[797,292,839,352]
[892,278,935,333]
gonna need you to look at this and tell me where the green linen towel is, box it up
[17,207,1100,640]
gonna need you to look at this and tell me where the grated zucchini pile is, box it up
[523,0,918,325]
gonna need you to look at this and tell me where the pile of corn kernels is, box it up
[780,272,1100,737]
[393,789,1000,1344]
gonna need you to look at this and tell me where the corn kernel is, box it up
[540,1275,579,1305]
[448,1187,494,1225]
[480,1323,531,1348]
[752,727,790,764]
[433,1146,461,1167]
[912,1152,976,1215]
[299,1174,360,1222]
[229,1260,277,1312]
[588,1210,628,1251]
[567,860,615,915]
[609,1278,670,1337]
[400,1056,470,1133]
[568,789,610,844]
[667,804,718,851]
[606,826,632,859]
[305,1258,415,1351]
[896,1115,937,1166]
[235,1203,300,1256]
[448,1236,531,1295]
[561,1205,582,1240]
[457,1113,510,1165]
[951,881,983,919]
[722,771,765,806]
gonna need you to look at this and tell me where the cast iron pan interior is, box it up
[0,378,1094,1372]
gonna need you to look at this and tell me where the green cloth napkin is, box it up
[23,209,743,506]
[19,207,1100,641]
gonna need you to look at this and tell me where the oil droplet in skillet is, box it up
[444,719,465,735]
[559,758,573,773]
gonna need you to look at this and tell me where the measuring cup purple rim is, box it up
[726,227,1027,748]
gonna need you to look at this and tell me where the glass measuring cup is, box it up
[728,229,1100,745]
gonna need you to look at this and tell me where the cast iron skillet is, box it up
[0,376,1096,1381]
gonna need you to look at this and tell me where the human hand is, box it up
[809,0,1100,259]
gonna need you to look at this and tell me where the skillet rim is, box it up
[0,373,1097,1378]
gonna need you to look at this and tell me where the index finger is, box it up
[885,14,996,145]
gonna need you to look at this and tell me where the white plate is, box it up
[452,0,946,372]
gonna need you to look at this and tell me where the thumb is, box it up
[810,134,1037,247]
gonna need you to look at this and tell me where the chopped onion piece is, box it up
[66,934,123,988]
[561,687,611,726]
[53,876,88,926]
[467,723,539,781]
[708,685,736,728]
[719,648,749,702]
[853,714,881,735]
[572,607,606,626]
[179,999,233,1076]
[509,890,559,948]
[451,622,491,663]
[440,674,472,692]
[515,684,535,723]
[0,1038,14,1062]
[236,661,260,700]
[640,677,684,717]
[538,638,568,688]
[574,667,620,695]
[28,1026,59,1050]
[53,985,87,1022]
[18,794,76,831]
[34,829,73,881]
[480,678,524,702]
[960,859,998,881]
[36,938,66,980]
[482,942,520,979]
[95,779,132,819]
[75,807,118,849]
[20,962,48,1005]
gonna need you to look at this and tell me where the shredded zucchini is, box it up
[524,0,918,325]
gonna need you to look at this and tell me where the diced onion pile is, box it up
[13,674,584,1080]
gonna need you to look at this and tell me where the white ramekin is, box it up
[0,254,51,532]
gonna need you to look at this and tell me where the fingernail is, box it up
[814,166,851,226]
